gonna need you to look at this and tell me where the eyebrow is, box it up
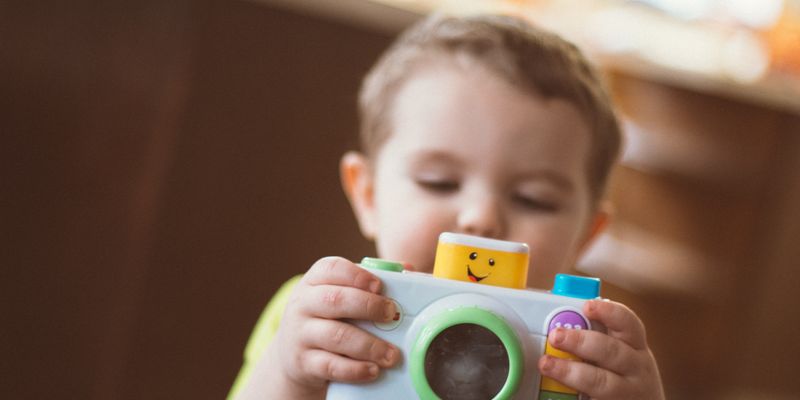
[406,150,465,168]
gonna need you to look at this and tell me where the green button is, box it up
[360,257,404,272]
[539,391,578,400]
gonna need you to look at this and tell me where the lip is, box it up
[466,265,489,282]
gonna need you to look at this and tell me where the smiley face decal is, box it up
[466,251,495,283]
[433,232,529,289]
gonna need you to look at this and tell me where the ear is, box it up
[579,201,612,253]
[340,151,377,240]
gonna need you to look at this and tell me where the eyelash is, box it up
[512,193,558,212]
[415,178,559,212]
[416,178,459,193]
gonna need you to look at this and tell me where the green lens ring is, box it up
[360,257,405,272]
[409,307,523,400]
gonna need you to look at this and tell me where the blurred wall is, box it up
[1,1,391,398]
[603,74,800,399]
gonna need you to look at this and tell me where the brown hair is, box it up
[358,14,621,202]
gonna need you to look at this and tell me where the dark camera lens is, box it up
[424,323,509,400]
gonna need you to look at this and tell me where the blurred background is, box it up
[2,0,799,399]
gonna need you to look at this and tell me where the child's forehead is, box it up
[387,68,589,150]
[371,66,592,191]
[364,56,586,160]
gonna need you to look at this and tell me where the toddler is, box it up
[231,14,664,400]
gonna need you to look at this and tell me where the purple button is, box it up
[548,311,588,333]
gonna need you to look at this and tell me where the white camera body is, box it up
[326,261,600,400]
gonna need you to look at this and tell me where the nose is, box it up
[456,194,505,239]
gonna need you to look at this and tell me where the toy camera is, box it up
[326,232,601,400]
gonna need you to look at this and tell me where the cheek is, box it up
[518,218,587,288]
[369,154,460,269]
[526,240,575,288]
[373,192,450,271]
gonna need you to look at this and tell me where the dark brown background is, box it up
[3,1,799,399]
[2,1,386,398]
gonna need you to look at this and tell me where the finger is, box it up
[539,355,626,399]
[303,319,400,368]
[300,348,381,383]
[303,284,397,322]
[584,299,647,350]
[548,328,639,375]
[304,256,382,294]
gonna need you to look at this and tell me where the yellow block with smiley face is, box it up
[433,232,529,289]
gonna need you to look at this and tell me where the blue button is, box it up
[552,274,601,299]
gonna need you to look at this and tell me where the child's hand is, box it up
[263,257,401,398]
[538,299,665,400]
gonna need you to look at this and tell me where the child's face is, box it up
[344,64,602,289]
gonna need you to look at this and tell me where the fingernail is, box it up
[368,364,379,377]
[383,347,396,365]
[541,355,554,372]
[586,300,597,313]
[551,328,565,345]
[384,300,396,321]
[369,279,381,293]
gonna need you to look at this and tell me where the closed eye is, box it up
[415,178,459,193]
[512,193,558,212]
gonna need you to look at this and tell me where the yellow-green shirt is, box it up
[227,275,302,400]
